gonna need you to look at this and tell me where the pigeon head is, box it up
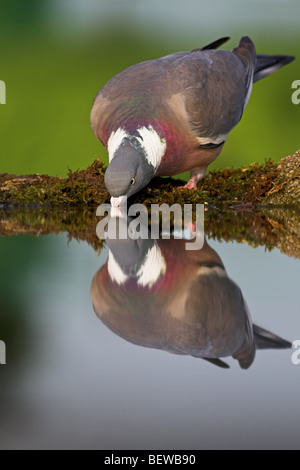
[105,127,167,205]
[105,143,153,199]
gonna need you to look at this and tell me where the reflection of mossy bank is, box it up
[0,205,299,259]
[0,151,299,207]
[205,207,300,259]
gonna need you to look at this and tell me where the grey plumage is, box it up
[91,216,291,370]
[91,36,295,201]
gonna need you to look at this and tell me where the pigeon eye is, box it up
[130,178,135,185]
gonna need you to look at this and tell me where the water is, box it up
[0,210,299,450]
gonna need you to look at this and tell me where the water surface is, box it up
[0,209,299,450]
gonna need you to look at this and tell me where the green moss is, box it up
[0,160,110,206]
[126,155,299,207]
[264,151,300,205]
[0,151,299,207]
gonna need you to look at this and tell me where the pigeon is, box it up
[91,36,294,206]
[91,215,291,369]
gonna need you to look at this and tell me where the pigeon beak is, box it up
[111,195,127,208]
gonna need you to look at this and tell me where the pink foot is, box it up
[174,172,205,191]
[186,221,197,232]
[182,174,199,190]
[184,180,198,190]
[174,180,198,191]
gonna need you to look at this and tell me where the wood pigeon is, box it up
[91,36,294,206]
[91,216,291,369]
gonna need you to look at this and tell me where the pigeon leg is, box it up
[185,168,207,190]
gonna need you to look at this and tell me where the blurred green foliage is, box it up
[0,2,298,177]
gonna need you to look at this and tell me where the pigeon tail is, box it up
[254,54,295,82]
[253,324,292,350]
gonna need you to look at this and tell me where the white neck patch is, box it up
[136,125,167,171]
[107,128,129,163]
[107,251,128,285]
[136,245,167,288]
[107,244,166,288]
[107,126,167,171]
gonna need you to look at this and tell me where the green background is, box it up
[0,0,299,177]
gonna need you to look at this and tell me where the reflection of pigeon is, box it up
[91,221,291,369]
[91,36,294,205]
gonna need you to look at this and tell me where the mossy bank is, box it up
[0,151,299,207]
